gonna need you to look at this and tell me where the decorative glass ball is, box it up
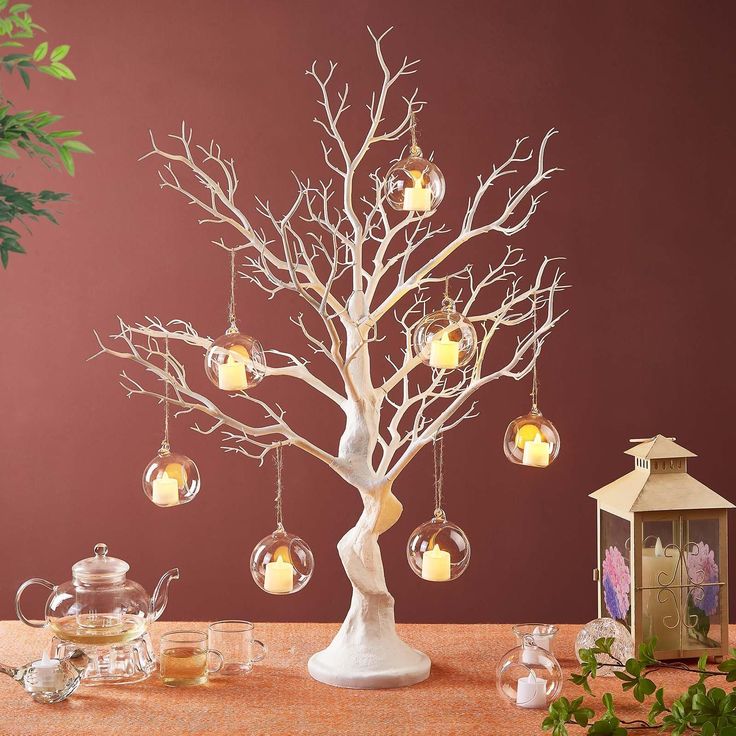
[575,617,634,677]
[250,526,314,595]
[142,450,200,507]
[386,155,445,213]
[204,331,266,391]
[503,409,560,468]
[412,307,477,370]
[406,512,471,582]
[496,635,563,709]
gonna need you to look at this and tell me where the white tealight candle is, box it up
[264,554,294,594]
[421,544,451,582]
[402,171,432,212]
[152,471,179,506]
[218,355,248,391]
[522,627,552,665]
[429,332,460,370]
[31,651,64,692]
[522,432,551,467]
[516,670,547,709]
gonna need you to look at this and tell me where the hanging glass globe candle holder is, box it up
[503,290,560,467]
[204,248,266,391]
[386,111,445,213]
[142,446,201,508]
[496,634,563,709]
[142,337,201,507]
[503,408,561,468]
[406,436,471,581]
[250,445,314,595]
[413,279,477,370]
[204,329,266,391]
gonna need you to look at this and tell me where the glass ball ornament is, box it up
[250,525,314,595]
[575,617,634,677]
[142,449,200,507]
[386,155,445,213]
[496,635,563,709]
[406,511,471,582]
[503,409,560,468]
[412,304,478,370]
[204,330,266,391]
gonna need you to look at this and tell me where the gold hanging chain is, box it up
[531,290,539,413]
[160,334,171,454]
[227,248,238,334]
[441,275,454,311]
[274,443,284,531]
[409,109,422,158]
[433,434,445,520]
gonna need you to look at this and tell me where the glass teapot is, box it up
[15,543,179,646]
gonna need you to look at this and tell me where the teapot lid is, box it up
[72,543,129,583]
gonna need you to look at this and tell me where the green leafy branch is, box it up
[0,0,91,268]
[542,638,736,736]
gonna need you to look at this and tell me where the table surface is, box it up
[1,621,732,736]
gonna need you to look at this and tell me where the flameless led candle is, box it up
[31,651,64,691]
[429,332,460,370]
[152,471,179,506]
[522,432,551,467]
[402,170,432,212]
[218,355,248,391]
[516,670,547,708]
[421,544,451,581]
[642,536,679,650]
[515,424,540,449]
[264,554,294,594]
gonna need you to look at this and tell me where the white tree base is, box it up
[308,641,431,689]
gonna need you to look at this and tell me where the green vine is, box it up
[542,638,736,736]
[0,1,92,268]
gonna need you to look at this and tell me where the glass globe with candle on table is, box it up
[496,634,563,710]
[204,330,266,392]
[503,409,560,468]
[250,525,314,595]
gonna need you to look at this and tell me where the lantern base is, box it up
[308,642,431,689]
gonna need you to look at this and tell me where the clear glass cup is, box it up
[208,620,267,676]
[512,623,559,662]
[159,630,223,686]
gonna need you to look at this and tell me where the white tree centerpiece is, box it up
[95,29,566,689]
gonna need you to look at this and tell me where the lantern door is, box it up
[634,511,728,660]
[598,507,633,631]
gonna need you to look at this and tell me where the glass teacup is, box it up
[159,630,224,686]
[208,620,267,676]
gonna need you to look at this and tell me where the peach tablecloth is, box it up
[0,621,732,736]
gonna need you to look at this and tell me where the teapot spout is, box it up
[0,663,21,682]
[150,568,179,622]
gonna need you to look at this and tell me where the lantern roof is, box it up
[624,435,696,460]
[590,436,734,514]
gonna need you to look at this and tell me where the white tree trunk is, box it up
[308,292,430,688]
[307,490,431,688]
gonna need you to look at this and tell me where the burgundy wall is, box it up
[1,1,735,626]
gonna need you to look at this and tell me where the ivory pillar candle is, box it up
[152,471,179,506]
[421,544,451,581]
[218,356,248,391]
[402,171,432,211]
[264,555,294,594]
[516,670,547,708]
[429,333,460,370]
[642,537,680,651]
[31,651,64,692]
[522,433,550,467]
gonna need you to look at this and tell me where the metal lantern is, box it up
[590,435,732,661]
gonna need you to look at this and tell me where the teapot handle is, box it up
[15,578,54,629]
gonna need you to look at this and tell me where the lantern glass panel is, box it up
[641,518,681,652]
[683,516,722,654]
[599,510,632,629]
